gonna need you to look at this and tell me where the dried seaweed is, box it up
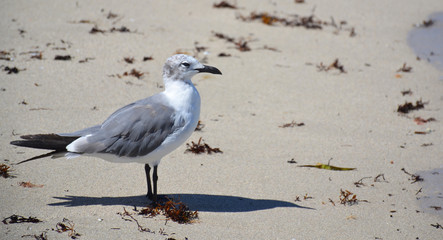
[123,57,134,64]
[397,63,412,72]
[3,66,23,74]
[397,100,426,114]
[110,26,131,33]
[78,57,94,63]
[2,215,42,224]
[430,206,442,211]
[113,69,146,79]
[317,59,346,73]
[303,193,313,200]
[194,120,205,131]
[237,11,356,36]
[414,117,436,125]
[54,55,71,61]
[401,89,413,96]
[18,29,26,37]
[294,194,313,202]
[234,40,251,52]
[260,45,281,52]
[89,26,133,34]
[430,222,442,229]
[287,158,297,164]
[19,181,44,188]
[414,129,433,135]
[89,26,106,34]
[212,31,251,52]
[55,218,81,239]
[0,50,14,61]
[5,66,18,74]
[185,137,222,154]
[194,42,207,53]
[142,56,153,61]
[349,27,356,37]
[118,208,153,233]
[126,69,144,79]
[421,143,433,147]
[279,120,304,128]
[416,19,434,28]
[353,177,372,187]
[22,232,48,240]
[213,1,237,9]
[0,163,14,178]
[106,11,118,19]
[52,47,67,50]
[218,52,231,57]
[140,198,198,224]
[237,12,323,29]
[354,174,388,187]
[374,173,388,183]
[213,32,235,42]
[73,19,94,24]
[401,168,423,183]
[339,189,367,205]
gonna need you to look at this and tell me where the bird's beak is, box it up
[196,65,222,75]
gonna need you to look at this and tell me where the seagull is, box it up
[10,54,222,202]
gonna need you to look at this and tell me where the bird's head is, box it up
[162,54,222,82]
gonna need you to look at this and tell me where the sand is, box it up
[1,0,442,239]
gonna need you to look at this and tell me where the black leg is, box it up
[144,164,153,199]
[153,166,158,202]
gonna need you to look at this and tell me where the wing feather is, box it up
[68,95,184,158]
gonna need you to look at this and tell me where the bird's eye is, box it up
[181,62,190,67]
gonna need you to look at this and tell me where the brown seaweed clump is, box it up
[140,198,198,224]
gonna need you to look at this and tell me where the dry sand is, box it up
[1,0,442,239]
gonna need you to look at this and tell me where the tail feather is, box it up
[10,134,79,151]
[16,150,65,165]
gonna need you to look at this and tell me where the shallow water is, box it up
[407,12,443,72]
[416,167,443,219]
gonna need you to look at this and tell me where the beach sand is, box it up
[1,0,442,239]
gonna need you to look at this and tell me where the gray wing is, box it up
[69,94,185,157]
[58,125,101,137]
[59,95,160,138]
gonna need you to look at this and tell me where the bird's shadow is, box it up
[49,193,314,212]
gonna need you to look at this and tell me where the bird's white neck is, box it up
[163,79,201,113]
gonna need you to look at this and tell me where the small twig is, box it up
[415,187,423,195]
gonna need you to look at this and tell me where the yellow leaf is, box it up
[298,163,356,171]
